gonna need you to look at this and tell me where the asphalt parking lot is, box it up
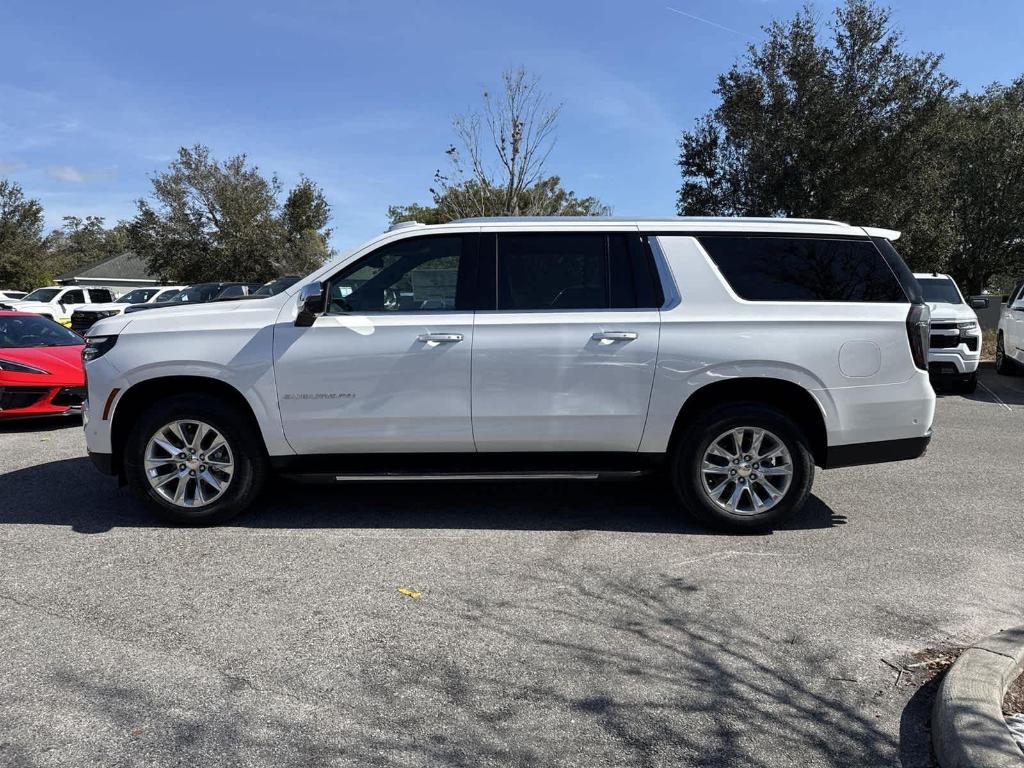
[1,366,1022,768]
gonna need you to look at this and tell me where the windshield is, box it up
[253,276,300,296]
[168,285,223,304]
[918,277,963,305]
[116,288,159,304]
[22,288,60,303]
[0,314,83,348]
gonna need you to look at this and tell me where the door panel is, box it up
[274,232,477,454]
[274,313,474,453]
[472,310,660,451]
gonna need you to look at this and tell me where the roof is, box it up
[57,251,157,282]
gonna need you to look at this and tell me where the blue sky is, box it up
[2,0,1022,251]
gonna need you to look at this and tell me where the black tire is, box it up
[995,333,1019,376]
[124,393,266,525]
[670,403,814,532]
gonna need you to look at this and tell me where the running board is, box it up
[282,470,649,484]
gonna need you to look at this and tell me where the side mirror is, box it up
[970,297,989,309]
[295,283,325,327]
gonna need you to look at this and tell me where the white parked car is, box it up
[0,289,27,304]
[996,279,1024,376]
[69,286,184,334]
[10,286,118,326]
[82,217,935,531]
[913,273,984,393]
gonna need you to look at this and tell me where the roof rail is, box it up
[387,220,425,232]
[448,215,851,227]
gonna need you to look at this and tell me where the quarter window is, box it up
[327,235,465,313]
[698,236,908,303]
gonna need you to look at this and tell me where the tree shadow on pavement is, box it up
[2,564,895,767]
[0,457,847,534]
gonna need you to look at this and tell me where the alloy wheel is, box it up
[699,426,794,516]
[144,419,235,508]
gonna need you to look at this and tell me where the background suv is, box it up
[914,272,983,393]
[997,279,1024,375]
[70,286,184,334]
[124,282,261,313]
[82,217,934,531]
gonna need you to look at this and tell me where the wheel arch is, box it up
[110,375,265,479]
[666,378,828,467]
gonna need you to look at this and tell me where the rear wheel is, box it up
[671,404,814,531]
[995,333,1019,376]
[125,394,266,524]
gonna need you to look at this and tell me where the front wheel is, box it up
[671,404,814,531]
[125,394,266,524]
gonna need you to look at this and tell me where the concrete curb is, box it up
[933,625,1024,768]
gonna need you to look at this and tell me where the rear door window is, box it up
[698,236,908,302]
[492,233,661,311]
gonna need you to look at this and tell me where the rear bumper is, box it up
[823,432,931,469]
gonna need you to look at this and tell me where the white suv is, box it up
[69,286,184,334]
[997,279,1024,375]
[914,273,984,393]
[82,217,935,531]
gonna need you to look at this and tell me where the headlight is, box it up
[0,358,50,374]
[82,335,118,362]
[957,321,978,333]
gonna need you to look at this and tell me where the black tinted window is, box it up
[328,235,464,313]
[699,237,908,302]
[918,278,962,305]
[62,290,85,303]
[498,234,606,310]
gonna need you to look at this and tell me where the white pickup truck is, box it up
[9,286,118,326]
[913,273,984,393]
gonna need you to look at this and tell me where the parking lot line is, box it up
[977,381,1013,412]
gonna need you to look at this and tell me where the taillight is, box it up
[906,303,930,371]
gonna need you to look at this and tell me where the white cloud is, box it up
[47,165,87,183]
[46,165,118,184]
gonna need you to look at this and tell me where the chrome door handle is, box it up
[417,333,464,343]
[592,331,638,342]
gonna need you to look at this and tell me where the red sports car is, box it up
[0,311,86,420]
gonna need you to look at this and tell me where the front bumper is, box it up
[0,385,86,420]
[927,348,980,376]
